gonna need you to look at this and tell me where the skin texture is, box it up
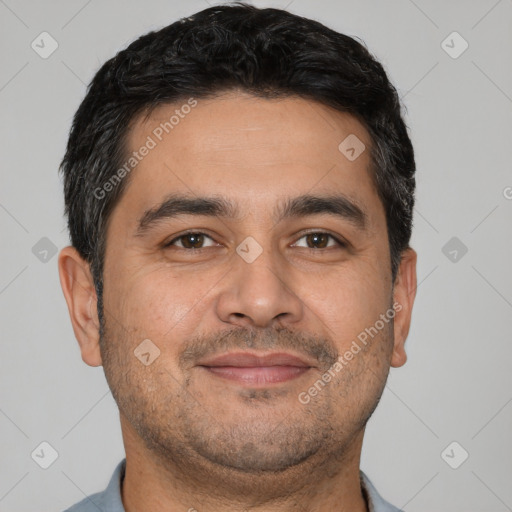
[59,91,417,512]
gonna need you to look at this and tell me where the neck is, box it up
[120,418,368,512]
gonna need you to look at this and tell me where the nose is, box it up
[214,245,304,329]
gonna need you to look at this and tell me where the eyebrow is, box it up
[135,193,367,236]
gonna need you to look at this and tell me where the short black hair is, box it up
[60,2,415,319]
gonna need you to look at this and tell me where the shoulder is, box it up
[360,470,403,512]
[62,459,126,512]
[62,489,106,512]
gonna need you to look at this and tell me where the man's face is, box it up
[97,92,411,480]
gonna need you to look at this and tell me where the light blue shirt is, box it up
[64,459,402,512]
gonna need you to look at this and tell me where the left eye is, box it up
[293,232,344,250]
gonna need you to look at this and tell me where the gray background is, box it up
[0,0,511,510]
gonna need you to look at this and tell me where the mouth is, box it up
[196,351,315,386]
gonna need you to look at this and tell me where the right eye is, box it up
[164,232,218,250]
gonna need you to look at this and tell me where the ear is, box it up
[390,248,417,368]
[58,246,102,367]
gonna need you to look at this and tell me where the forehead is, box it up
[117,92,381,223]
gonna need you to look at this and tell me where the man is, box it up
[58,3,417,511]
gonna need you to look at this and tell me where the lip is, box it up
[197,351,315,386]
[197,351,314,368]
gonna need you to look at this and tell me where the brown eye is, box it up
[166,232,215,249]
[306,233,329,249]
[293,232,344,250]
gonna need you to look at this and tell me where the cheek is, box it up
[305,265,390,345]
[106,265,214,340]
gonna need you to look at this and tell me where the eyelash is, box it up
[163,230,347,251]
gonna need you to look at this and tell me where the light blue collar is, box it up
[65,459,402,512]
